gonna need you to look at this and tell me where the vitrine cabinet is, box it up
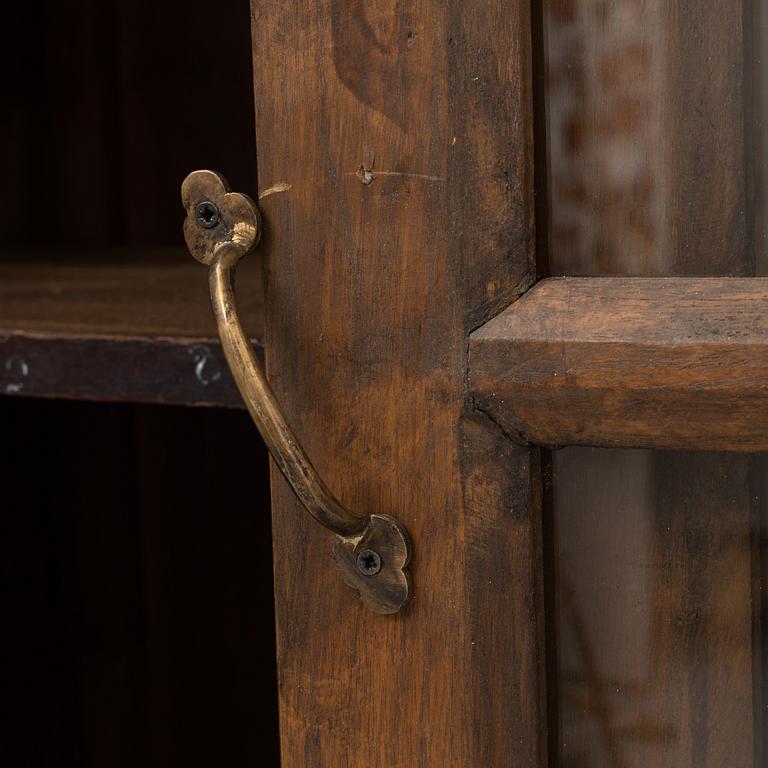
[4,1,767,767]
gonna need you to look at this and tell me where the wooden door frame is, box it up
[251,0,547,764]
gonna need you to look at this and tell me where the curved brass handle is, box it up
[181,170,412,614]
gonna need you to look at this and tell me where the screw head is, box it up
[356,548,382,577]
[195,200,220,229]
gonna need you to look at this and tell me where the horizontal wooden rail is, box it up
[469,277,768,452]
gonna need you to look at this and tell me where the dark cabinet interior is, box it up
[2,2,280,765]
[5,0,257,256]
[3,399,279,767]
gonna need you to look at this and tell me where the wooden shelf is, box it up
[0,250,263,408]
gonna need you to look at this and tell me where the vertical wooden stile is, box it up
[250,1,546,765]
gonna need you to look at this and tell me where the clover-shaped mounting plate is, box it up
[182,169,261,265]
[333,515,412,615]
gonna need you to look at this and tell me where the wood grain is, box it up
[251,0,544,764]
[470,277,768,451]
[0,256,263,339]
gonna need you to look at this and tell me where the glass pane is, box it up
[542,1,767,764]
[551,449,764,766]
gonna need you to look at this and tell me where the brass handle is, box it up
[181,170,412,615]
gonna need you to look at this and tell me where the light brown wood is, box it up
[470,277,768,451]
[251,0,545,764]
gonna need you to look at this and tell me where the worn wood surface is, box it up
[252,0,545,764]
[542,1,761,765]
[470,277,768,451]
[0,257,263,407]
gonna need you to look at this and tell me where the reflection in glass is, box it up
[543,1,767,765]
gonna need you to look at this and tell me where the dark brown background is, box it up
[2,1,281,766]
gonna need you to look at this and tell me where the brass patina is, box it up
[181,170,412,614]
